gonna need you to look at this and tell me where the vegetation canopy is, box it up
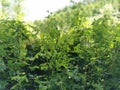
[0,0,120,90]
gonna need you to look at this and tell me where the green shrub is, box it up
[0,1,120,90]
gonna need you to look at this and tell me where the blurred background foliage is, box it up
[0,0,120,90]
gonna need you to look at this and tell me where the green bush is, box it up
[0,1,120,90]
[0,19,33,90]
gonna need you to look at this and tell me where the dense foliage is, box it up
[0,0,120,90]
